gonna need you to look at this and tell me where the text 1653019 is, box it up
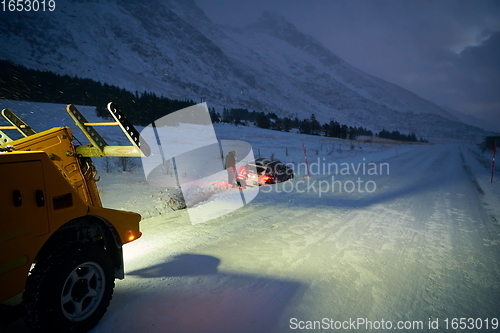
[1,0,56,12]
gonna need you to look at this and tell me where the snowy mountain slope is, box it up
[0,0,488,139]
[0,0,238,99]
[241,11,461,120]
[446,106,500,133]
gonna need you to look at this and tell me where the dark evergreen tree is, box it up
[255,112,270,129]
[209,107,221,123]
[340,125,348,139]
[222,108,233,123]
[348,126,357,140]
[282,117,292,132]
[480,136,500,152]
[271,117,283,131]
[309,114,321,135]
[299,119,311,134]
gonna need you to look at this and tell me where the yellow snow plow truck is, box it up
[0,102,149,332]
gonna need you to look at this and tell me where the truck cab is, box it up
[0,103,147,332]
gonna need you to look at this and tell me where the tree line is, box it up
[210,107,373,139]
[211,107,423,142]
[377,129,428,143]
[1,60,426,142]
[0,60,195,126]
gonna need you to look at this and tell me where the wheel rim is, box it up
[61,261,106,322]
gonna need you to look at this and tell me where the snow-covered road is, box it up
[91,143,499,333]
[3,141,499,333]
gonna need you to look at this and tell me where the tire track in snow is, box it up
[461,150,485,195]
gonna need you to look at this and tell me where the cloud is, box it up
[409,30,500,123]
[386,29,500,127]
[450,31,500,124]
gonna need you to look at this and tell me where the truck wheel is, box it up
[23,243,115,332]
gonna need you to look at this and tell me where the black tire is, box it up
[22,243,115,333]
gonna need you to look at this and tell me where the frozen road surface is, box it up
[3,143,499,332]
[92,144,499,333]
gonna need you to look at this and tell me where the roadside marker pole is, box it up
[302,143,311,178]
[491,140,497,183]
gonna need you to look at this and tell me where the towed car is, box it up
[244,158,294,186]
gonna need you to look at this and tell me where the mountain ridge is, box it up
[0,0,489,139]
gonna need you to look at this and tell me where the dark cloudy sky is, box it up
[196,0,500,130]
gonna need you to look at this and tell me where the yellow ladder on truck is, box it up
[0,108,37,144]
[0,103,150,157]
[66,103,150,157]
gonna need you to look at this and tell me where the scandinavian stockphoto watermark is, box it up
[139,103,259,225]
[261,157,390,196]
[138,103,390,223]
